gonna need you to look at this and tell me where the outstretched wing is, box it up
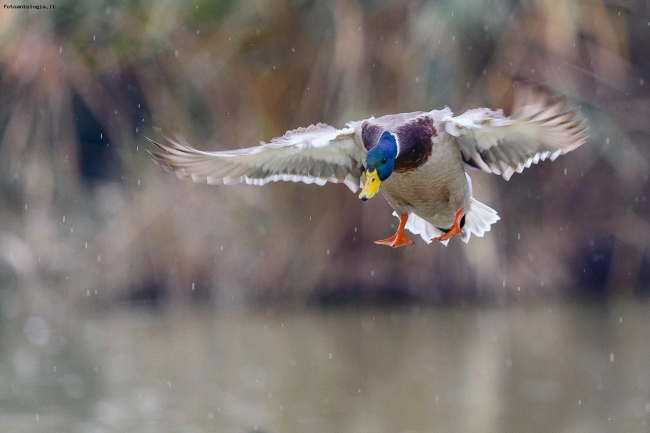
[443,85,588,180]
[148,124,366,192]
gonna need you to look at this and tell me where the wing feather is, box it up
[444,84,588,180]
[148,124,366,192]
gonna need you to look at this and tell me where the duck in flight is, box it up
[148,84,587,247]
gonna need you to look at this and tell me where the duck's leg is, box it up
[374,213,414,248]
[433,208,465,242]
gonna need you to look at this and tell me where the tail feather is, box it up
[461,198,500,243]
[461,172,500,243]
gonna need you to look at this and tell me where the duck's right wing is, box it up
[148,124,366,192]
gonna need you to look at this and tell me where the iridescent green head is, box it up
[359,132,398,201]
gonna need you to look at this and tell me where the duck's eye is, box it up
[381,158,387,164]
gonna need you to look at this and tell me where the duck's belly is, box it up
[380,157,469,229]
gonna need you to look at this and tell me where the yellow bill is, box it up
[359,169,381,201]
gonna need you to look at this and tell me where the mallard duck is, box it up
[149,84,587,247]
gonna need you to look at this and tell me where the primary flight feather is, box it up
[149,84,587,247]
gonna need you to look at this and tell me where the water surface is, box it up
[1,301,649,433]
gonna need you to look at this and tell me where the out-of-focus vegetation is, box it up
[1,0,649,309]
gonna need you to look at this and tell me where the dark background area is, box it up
[2,0,649,308]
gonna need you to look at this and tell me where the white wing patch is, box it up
[148,124,366,192]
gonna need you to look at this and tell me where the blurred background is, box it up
[0,0,649,432]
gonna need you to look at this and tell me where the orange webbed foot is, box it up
[432,208,465,242]
[374,234,414,248]
[374,213,414,248]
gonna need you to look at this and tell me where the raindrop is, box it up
[326,249,330,255]
[167,381,172,388]
[329,353,332,359]
[85,242,88,249]
[97,255,102,263]
[579,399,582,405]
[291,47,295,52]
[100,133,103,140]
[370,270,375,276]
[63,215,66,223]
[564,168,567,175]
[192,283,195,291]
[59,46,62,53]
[610,352,614,362]
[517,233,520,240]
[137,179,140,186]
[93,35,96,41]
[619,316,622,323]
[175,50,179,58]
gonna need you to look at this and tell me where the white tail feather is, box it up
[461,198,500,243]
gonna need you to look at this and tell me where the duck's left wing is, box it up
[148,124,366,192]
[443,85,588,180]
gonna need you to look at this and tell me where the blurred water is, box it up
[0,299,649,433]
